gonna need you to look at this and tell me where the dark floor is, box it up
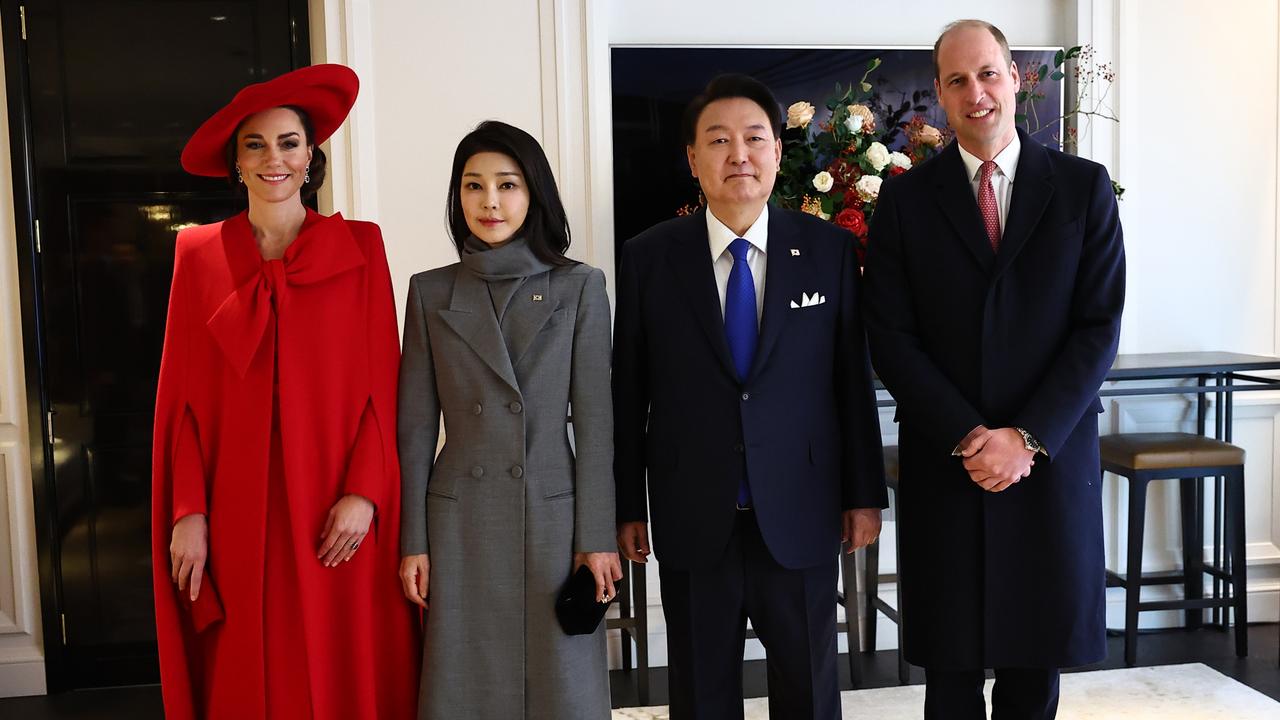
[2,624,1276,718]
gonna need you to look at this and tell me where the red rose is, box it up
[889,165,907,177]
[834,207,868,238]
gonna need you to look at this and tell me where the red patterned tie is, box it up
[978,160,1000,250]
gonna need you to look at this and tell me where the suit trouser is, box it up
[658,509,839,720]
[924,667,1060,720]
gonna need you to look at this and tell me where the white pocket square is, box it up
[789,291,827,309]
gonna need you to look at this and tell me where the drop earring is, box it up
[304,167,311,184]
[235,165,243,184]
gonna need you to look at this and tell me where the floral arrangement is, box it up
[1018,44,1124,199]
[771,59,946,263]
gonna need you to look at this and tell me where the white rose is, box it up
[844,114,863,134]
[786,101,816,129]
[865,142,891,172]
[889,151,912,170]
[811,171,834,193]
[856,174,883,201]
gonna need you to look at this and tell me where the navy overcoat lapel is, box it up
[933,141,996,273]
[993,130,1054,278]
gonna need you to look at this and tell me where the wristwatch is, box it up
[1014,427,1047,456]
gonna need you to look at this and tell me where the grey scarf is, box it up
[459,235,553,281]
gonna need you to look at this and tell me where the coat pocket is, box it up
[425,476,459,502]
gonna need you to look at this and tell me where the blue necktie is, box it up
[725,238,757,508]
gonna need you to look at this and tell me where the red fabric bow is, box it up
[206,212,366,377]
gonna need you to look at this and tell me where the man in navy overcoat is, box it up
[864,20,1126,719]
[613,74,888,719]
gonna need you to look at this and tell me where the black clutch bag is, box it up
[555,564,610,635]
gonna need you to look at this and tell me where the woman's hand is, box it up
[317,494,374,567]
[574,551,623,604]
[170,514,208,601]
[400,554,430,608]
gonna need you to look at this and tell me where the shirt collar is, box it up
[707,204,769,260]
[957,131,1022,184]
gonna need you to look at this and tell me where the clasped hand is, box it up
[960,427,1035,493]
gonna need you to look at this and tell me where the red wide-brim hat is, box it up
[180,64,359,177]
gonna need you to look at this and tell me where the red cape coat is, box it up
[151,209,420,719]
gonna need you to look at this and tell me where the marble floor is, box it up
[0,624,1276,719]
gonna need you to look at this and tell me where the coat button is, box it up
[733,442,744,453]
[509,401,523,414]
[741,392,750,401]
[473,403,483,415]
[510,465,524,478]
[470,466,484,478]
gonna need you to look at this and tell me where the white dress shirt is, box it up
[956,133,1021,237]
[707,205,768,325]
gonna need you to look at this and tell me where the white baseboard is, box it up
[0,656,46,698]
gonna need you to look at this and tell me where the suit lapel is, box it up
[748,209,805,380]
[437,268,521,394]
[667,212,738,379]
[993,130,1054,278]
[934,142,997,273]
[504,270,555,370]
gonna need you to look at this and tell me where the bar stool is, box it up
[606,560,649,704]
[863,446,910,684]
[1099,432,1248,666]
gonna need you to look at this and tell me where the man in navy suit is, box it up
[613,74,887,719]
[864,20,1125,719]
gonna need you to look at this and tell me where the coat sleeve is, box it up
[1012,164,1125,456]
[150,233,203,720]
[569,267,617,552]
[612,239,650,524]
[341,225,402,513]
[834,235,888,510]
[398,275,440,556]
[864,180,989,453]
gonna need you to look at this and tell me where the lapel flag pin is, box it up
[532,294,544,302]
[790,248,800,256]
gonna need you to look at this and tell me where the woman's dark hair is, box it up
[223,104,327,200]
[446,120,573,266]
[681,73,783,146]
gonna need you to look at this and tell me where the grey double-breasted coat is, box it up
[398,260,615,719]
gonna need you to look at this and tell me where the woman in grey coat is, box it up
[397,121,621,719]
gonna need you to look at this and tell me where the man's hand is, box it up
[956,426,995,457]
[843,508,882,552]
[962,427,1035,492]
[616,521,651,564]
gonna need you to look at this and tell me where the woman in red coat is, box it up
[151,64,419,720]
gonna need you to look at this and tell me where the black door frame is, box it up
[0,0,313,692]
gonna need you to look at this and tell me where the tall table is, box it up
[875,352,1280,627]
[1101,353,1280,628]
